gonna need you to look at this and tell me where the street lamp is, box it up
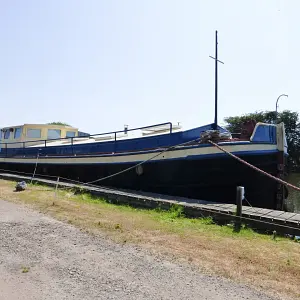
[275,94,288,121]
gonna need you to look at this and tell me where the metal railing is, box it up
[0,122,173,157]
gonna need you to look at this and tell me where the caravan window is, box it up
[3,129,10,139]
[14,127,22,139]
[47,129,61,139]
[27,129,41,138]
[66,131,75,138]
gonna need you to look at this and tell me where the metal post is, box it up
[31,150,40,184]
[71,137,74,155]
[234,186,244,232]
[209,31,224,130]
[214,31,218,128]
[55,176,60,199]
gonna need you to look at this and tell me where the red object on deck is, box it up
[240,120,257,139]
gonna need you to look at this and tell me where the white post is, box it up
[31,151,40,184]
[55,176,60,199]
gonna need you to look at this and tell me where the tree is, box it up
[224,110,300,168]
[47,122,71,126]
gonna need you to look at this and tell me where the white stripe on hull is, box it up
[0,143,277,165]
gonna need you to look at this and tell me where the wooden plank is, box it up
[240,206,254,213]
[208,203,234,211]
[243,207,266,214]
[253,209,275,217]
[289,214,300,222]
[205,204,234,211]
[249,208,279,216]
[259,211,287,220]
[283,212,300,221]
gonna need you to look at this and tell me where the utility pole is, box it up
[209,30,224,130]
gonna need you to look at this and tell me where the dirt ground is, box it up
[0,198,282,300]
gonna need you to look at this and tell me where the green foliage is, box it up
[224,111,277,133]
[47,121,71,126]
[224,110,300,168]
[21,266,30,273]
[168,204,184,219]
[199,216,214,225]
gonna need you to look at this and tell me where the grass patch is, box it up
[0,179,300,299]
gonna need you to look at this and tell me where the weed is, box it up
[114,223,122,230]
[199,217,214,225]
[169,204,184,218]
[21,266,30,273]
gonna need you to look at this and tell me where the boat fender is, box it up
[136,165,143,176]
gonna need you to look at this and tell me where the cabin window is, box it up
[47,129,61,139]
[14,127,22,139]
[66,131,75,138]
[3,129,10,139]
[27,129,41,139]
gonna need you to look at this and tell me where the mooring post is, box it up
[31,150,40,184]
[55,176,60,199]
[234,186,244,232]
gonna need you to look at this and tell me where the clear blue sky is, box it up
[0,0,296,133]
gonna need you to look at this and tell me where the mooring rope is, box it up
[3,134,300,194]
[208,140,300,192]
[83,137,201,185]
[11,137,201,191]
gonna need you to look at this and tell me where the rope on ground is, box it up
[208,140,300,193]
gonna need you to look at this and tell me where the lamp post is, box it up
[275,94,288,121]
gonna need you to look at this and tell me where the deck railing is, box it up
[0,122,173,157]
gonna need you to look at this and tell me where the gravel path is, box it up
[0,199,279,300]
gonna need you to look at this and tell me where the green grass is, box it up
[9,180,291,241]
[61,190,275,241]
